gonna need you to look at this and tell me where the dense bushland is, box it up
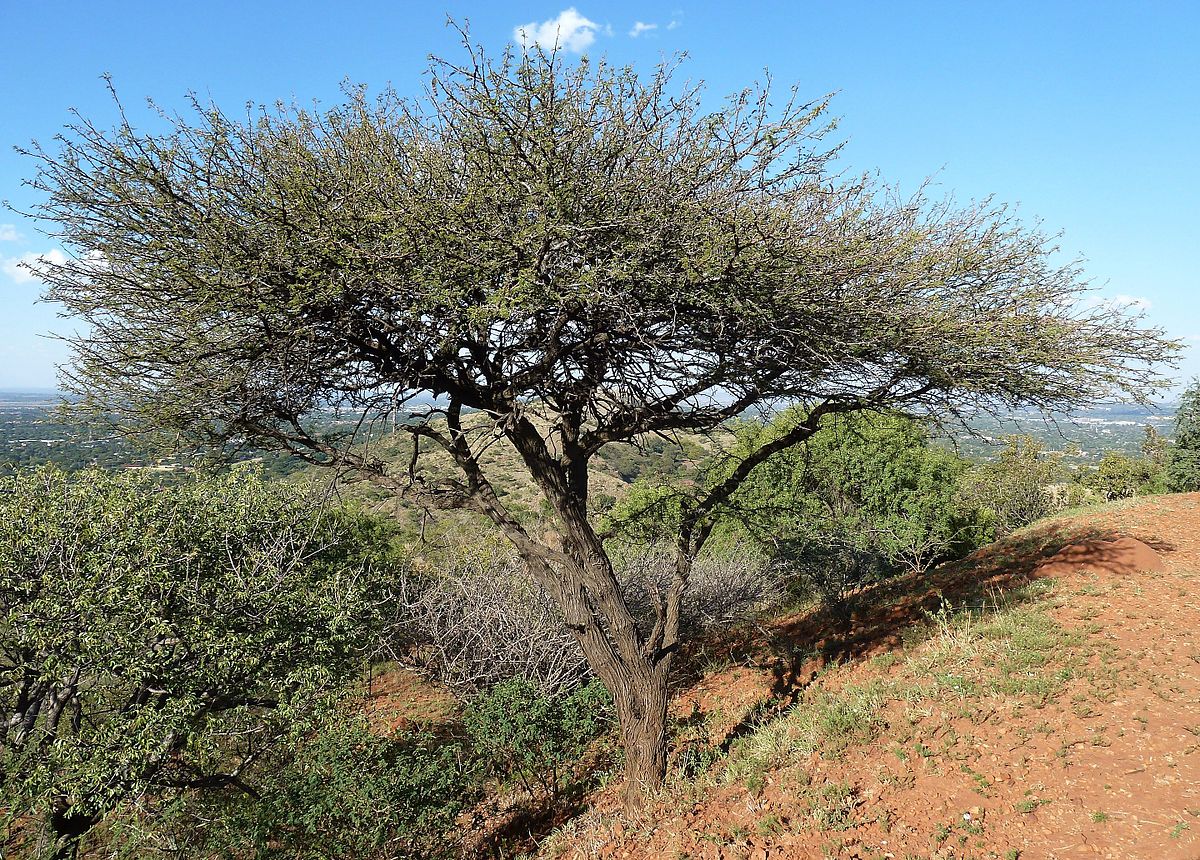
[135,719,482,860]
[0,468,373,856]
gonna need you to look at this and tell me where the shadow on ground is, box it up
[677,519,1176,755]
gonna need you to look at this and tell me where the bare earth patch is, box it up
[364,666,458,733]
[543,493,1200,860]
[1035,536,1165,579]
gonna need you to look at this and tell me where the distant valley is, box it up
[0,391,1178,473]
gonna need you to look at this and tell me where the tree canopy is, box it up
[1167,380,1200,492]
[19,39,1178,807]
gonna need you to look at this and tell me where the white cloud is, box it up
[629,21,658,37]
[1112,294,1152,311]
[80,249,110,273]
[666,19,680,30]
[1083,293,1153,313]
[0,224,20,242]
[1,249,68,285]
[515,8,602,53]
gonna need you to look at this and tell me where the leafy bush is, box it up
[1078,449,1162,500]
[765,411,987,574]
[1167,380,1200,492]
[157,719,482,860]
[958,435,1077,536]
[463,679,613,799]
[0,466,398,859]
[613,410,985,573]
[604,411,987,621]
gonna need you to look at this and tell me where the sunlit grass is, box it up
[721,576,1089,792]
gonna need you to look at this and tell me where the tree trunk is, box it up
[48,802,97,860]
[500,423,680,813]
[541,566,674,813]
[612,662,670,813]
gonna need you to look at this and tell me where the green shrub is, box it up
[1078,449,1163,500]
[463,678,613,798]
[607,410,988,608]
[1167,381,1200,492]
[0,466,402,859]
[705,410,990,625]
[164,719,482,859]
[959,435,1073,536]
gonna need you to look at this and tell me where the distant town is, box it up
[0,389,1177,474]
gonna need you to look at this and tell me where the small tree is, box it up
[1166,380,1200,492]
[1080,449,1161,501]
[1141,423,1169,466]
[0,467,390,859]
[733,410,982,575]
[959,435,1078,536]
[607,411,986,616]
[21,41,1176,807]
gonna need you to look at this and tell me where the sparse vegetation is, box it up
[390,539,782,696]
[959,436,1079,537]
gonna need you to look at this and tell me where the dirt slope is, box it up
[544,493,1200,860]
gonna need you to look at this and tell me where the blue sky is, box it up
[1,1,1197,392]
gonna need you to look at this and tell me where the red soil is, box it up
[365,666,458,733]
[551,493,1200,860]
[1035,536,1165,579]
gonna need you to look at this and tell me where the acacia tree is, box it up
[20,41,1176,807]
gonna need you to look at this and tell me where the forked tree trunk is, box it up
[523,550,676,813]
[503,424,682,813]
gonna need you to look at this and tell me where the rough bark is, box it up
[501,420,676,805]
[614,662,671,810]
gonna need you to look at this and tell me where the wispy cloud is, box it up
[1111,294,1153,311]
[629,21,658,37]
[1,249,68,285]
[0,224,20,242]
[515,8,602,53]
[1084,293,1153,313]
